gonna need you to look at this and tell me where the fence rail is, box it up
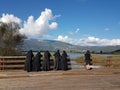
[0,56,71,71]
[0,55,119,71]
[76,55,120,68]
[0,56,26,71]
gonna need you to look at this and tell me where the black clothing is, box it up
[61,51,68,70]
[42,51,51,71]
[25,50,34,72]
[54,50,61,70]
[33,52,42,71]
[84,50,91,65]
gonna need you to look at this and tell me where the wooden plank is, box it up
[0,65,24,68]
[0,60,25,63]
[0,56,26,59]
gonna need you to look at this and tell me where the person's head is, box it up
[30,50,33,52]
[57,50,59,52]
[63,50,66,53]
[86,50,90,54]
[39,51,42,53]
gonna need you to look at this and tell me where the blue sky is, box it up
[0,0,120,46]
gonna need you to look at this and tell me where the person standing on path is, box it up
[54,50,61,70]
[61,50,68,70]
[84,50,92,70]
[25,50,34,72]
[33,51,42,71]
[42,51,51,71]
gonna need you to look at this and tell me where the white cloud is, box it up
[0,13,21,24]
[69,28,80,35]
[75,28,80,33]
[19,8,59,37]
[56,35,120,46]
[57,35,69,41]
[57,35,76,44]
[0,8,59,39]
[52,15,61,20]
[49,22,58,29]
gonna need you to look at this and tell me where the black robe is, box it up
[42,51,51,71]
[84,51,92,65]
[25,50,34,72]
[61,51,68,70]
[54,50,61,70]
[33,52,42,71]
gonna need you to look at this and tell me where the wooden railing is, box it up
[0,56,71,71]
[0,56,26,71]
[1,55,120,71]
[76,55,120,68]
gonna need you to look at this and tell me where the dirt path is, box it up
[0,68,120,90]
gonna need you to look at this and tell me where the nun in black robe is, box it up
[53,50,61,70]
[33,51,42,71]
[24,50,34,72]
[42,51,51,71]
[61,50,68,70]
[24,50,30,71]
[84,50,92,70]
[84,50,92,65]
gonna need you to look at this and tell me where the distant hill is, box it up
[112,49,120,54]
[18,39,120,52]
[19,39,76,51]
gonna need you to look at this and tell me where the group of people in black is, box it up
[54,50,68,70]
[24,50,69,72]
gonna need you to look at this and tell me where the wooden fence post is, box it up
[0,56,26,71]
[106,56,112,68]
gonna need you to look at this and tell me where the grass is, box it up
[75,54,120,68]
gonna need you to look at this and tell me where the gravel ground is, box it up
[0,68,120,90]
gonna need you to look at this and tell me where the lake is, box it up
[67,53,84,59]
[32,52,107,68]
[67,53,112,69]
[67,53,113,59]
[32,51,112,59]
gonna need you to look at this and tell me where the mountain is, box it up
[112,49,120,54]
[20,39,77,51]
[19,39,120,52]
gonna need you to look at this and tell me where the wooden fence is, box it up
[0,56,26,71]
[0,55,119,71]
[76,55,120,68]
[0,56,72,71]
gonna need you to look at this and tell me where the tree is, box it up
[0,22,26,55]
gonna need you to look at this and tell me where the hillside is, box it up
[18,39,120,52]
[20,39,76,51]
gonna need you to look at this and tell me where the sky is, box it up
[0,0,120,46]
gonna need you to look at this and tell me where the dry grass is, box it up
[76,54,120,68]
